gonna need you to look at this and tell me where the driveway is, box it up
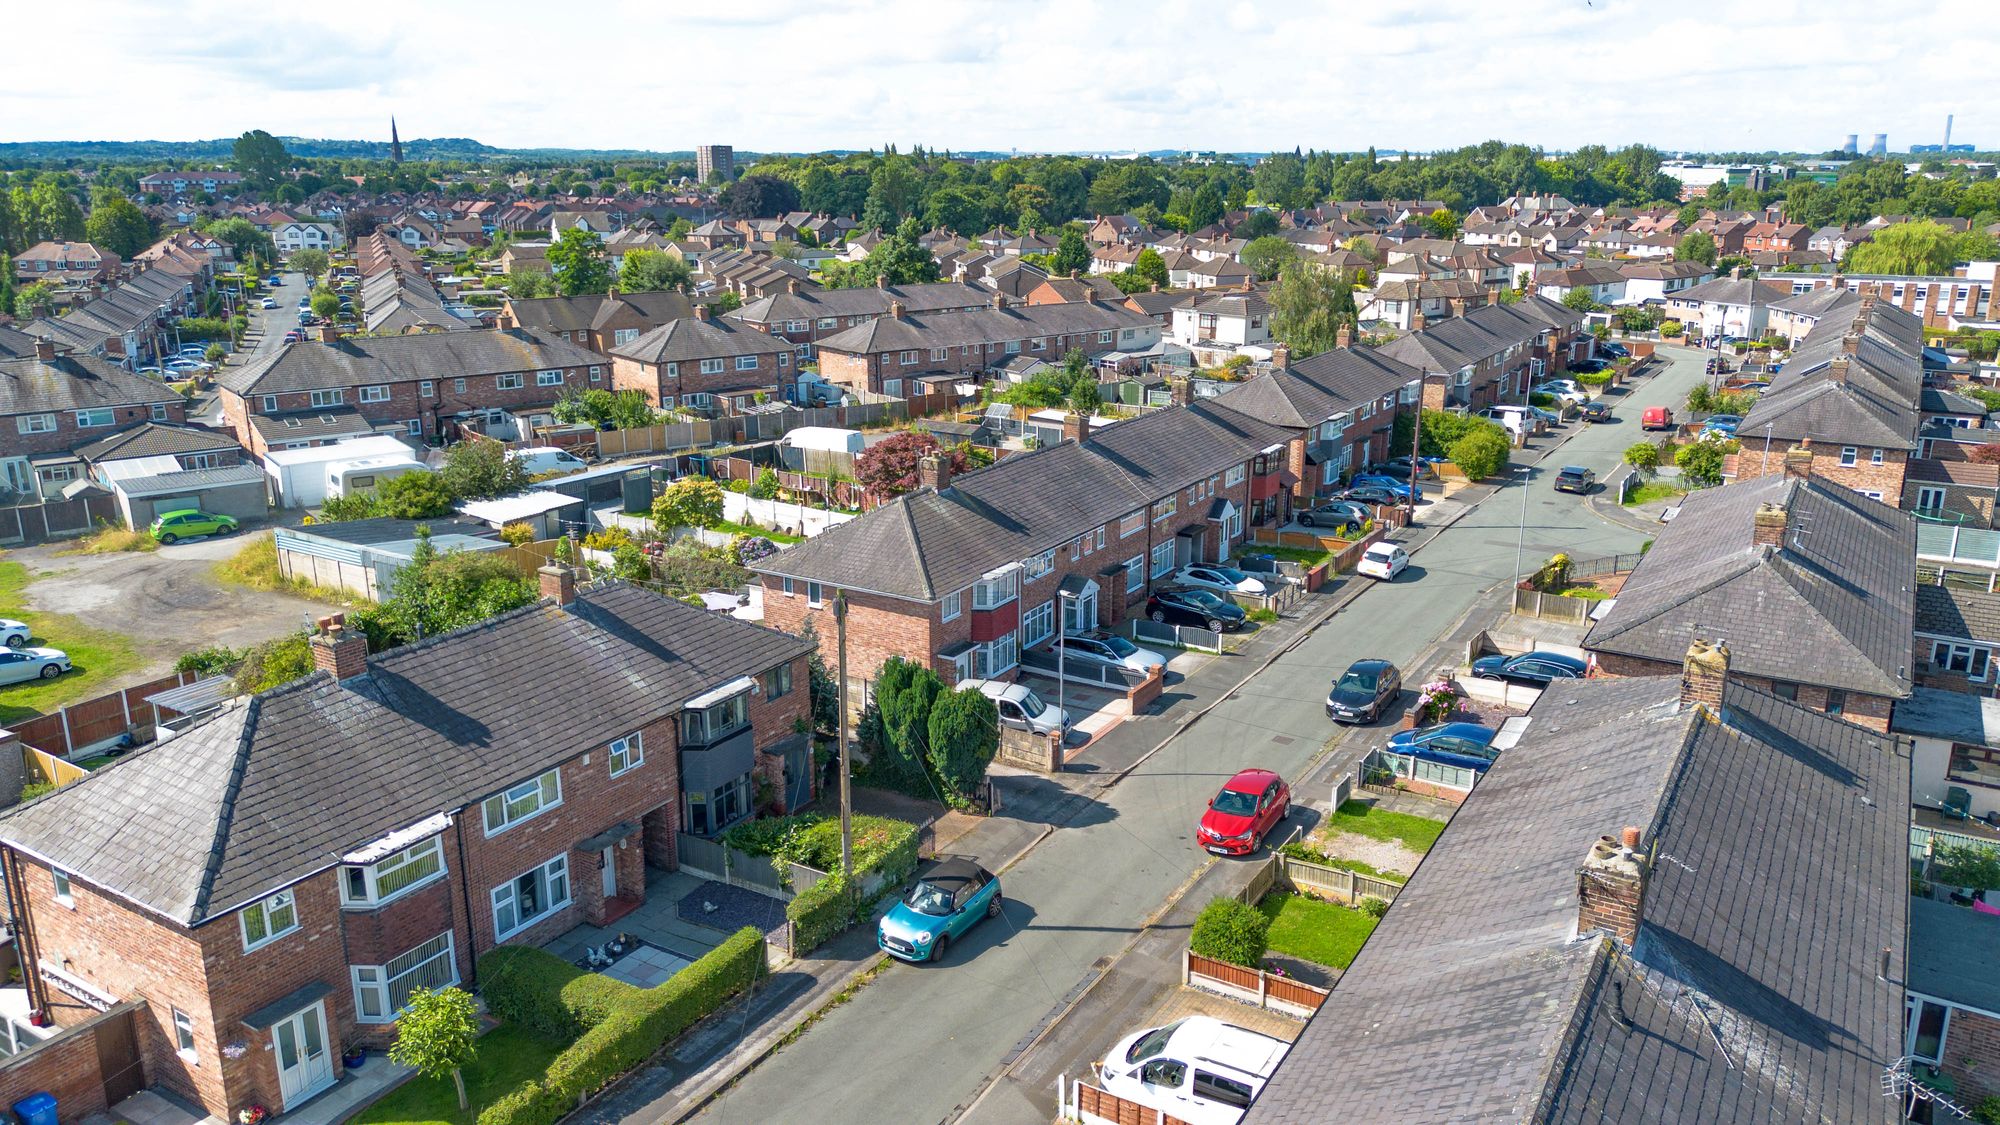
[693,345,1715,1125]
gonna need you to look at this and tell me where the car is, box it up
[1197,768,1290,856]
[876,859,1001,963]
[1295,499,1371,530]
[0,619,30,649]
[134,365,163,378]
[1326,659,1403,723]
[1338,483,1408,506]
[1569,359,1609,374]
[1146,589,1248,632]
[1171,564,1267,596]
[1349,474,1421,500]
[1553,465,1597,494]
[1355,541,1410,581]
[1476,404,1533,437]
[164,359,211,375]
[259,297,279,309]
[0,647,71,685]
[1702,414,1743,438]
[1533,381,1588,406]
[298,295,311,308]
[148,509,239,543]
[1579,400,1613,423]
[1372,456,1438,481]
[1470,650,1589,687]
[1735,380,1770,393]
[282,331,301,344]
[1388,721,1501,771]
[1049,631,1167,674]
[1099,1017,1288,1125]
[1599,342,1629,358]
[959,677,1070,738]
[177,344,210,358]
[265,275,282,286]
[507,447,590,476]
[1526,404,1562,427]
[1641,405,1674,431]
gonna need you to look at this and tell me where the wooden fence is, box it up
[1064,1077,1195,1125]
[0,496,124,547]
[1182,950,1330,1019]
[21,746,88,790]
[594,420,715,458]
[1276,852,1405,906]
[8,671,202,758]
[1511,588,1594,624]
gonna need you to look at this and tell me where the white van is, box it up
[1477,404,1533,438]
[1096,1017,1288,1124]
[509,447,589,477]
[957,678,1070,738]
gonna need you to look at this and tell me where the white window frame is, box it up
[359,384,390,403]
[700,358,725,375]
[74,408,115,428]
[1916,486,1947,516]
[454,378,467,394]
[735,355,760,371]
[15,413,56,435]
[51,867,73,908]
[1154,495,1177,523]
[340,836,447,908]
[172,1007,197,1061]
[491,855,571,941]
[781,577,794,597]
[972,570,1019,610]
[497,372,525,391]
[609,732,643,777]
[1151,541,1176,578]
[1932,640,1992,682]
[239,889,300,952]
[1839,446,1857,467]
[537,369,564,387]
[1024,550,1055,581]
[807,581,824,607]
[941,590,962,621]
[900,350,919,366]
[351,932,459,1025]
[419,380,435,398]
[1871,447,1884,466]
[309,389,344,408]
[481,768,563,836]
[1022,600,1055,648]
[1125,556,1144,593]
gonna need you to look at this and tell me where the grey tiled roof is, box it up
[0,353,182,417]
[503,291,694,334]
[74,422,238,462]
[813,300,1153,355]
[1769,285,1862,317]
[0,583,810,926]
[1739,301,1923,448]
[608,315,794,366]
[0,325,41,359]
[1910,897,2000,1015]
[1209,349,1419,430]
[1374,295,1584,373]
[220,329,600,396]
[1913,582,2000,641]
[1584,473,1915,696]
[117,464,266,494]
[732,281,994,326]
[1248,678,1910,1125]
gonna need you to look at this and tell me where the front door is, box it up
[274,1001,335,1109]
[601,847,618,899]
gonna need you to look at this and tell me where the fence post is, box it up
[1181,947,1191,986]
[1258,966,1269,1011]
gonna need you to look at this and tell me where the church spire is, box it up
[390,118,403,165]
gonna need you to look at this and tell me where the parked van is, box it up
[958,678,1070,738]
[1096,1017,1289,1125]
[1477,404,1533,438]
[1641,405,1674,431]
[508,447,589,477]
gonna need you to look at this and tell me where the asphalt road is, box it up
[692,346,1713,1125]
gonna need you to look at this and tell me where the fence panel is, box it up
[1566,552,1645,579]
[676,833,728,881]
[1131,619,1222,654]
[1511,588,1593,623]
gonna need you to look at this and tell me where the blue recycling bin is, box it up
[13,1091,57,1125]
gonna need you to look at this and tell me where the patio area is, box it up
[542,868,735,971]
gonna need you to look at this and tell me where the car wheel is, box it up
[1206,619,1224,632]
[930,934,949,963]
[39,665,61,680]
[4,636,22,649]
[1476,671,1503,681]
[1297,513,1313,527]
[987,892,1003,920]
[1150,610,1166,622]
[159,532,177,544]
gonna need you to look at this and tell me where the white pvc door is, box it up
[601,847,618,899]
[274,1001,335,1108]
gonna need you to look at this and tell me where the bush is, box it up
[1359,895,1391,918]
[1660,319,1683,337]
[926,687,1000,803]
[786,875,857,955]
[1623,441,1660,475]
[582,527,634,551]
[1190,896,1269,968]
[175,644,243,677]
[1674,441,1726,487]
[747,467,781,500]
[499,522,536,547]
[475,946,633,1039]
[1574,368,1613,386]
[1447,425,1512,481]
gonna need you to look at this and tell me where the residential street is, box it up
[191,268,305,426]
[689,346,1712,1125]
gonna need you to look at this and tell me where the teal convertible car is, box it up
[877,859,1002,963]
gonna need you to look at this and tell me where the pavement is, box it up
[635,346,1717,1125]
[187,270,306,425]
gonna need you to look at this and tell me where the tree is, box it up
[1448,425,1512,481]
[819,219,938,288]
[721,174,801,219]
[748,467,781,499]
[1129,247,1169,291]
[618,248,692,293]
[1847,220,1982,275]
[1236,210,1280,239]
[439,440,530,500]
[547,227,611,296]
[309,287,340,320]
[553,387,659,430]
[1268,261,1356,356]
[1675,231,1717,266]
[14,281,55,320]
[84,192,152,258]
[1674,440,1726,486]
[854,430,972,496]
[374,471,456,519]
[1186,182,1225,231]
[1421,208,1462,240]
[205,217,275,265]
[204,343,226,365]
[504,270,556,299]
[652,476,725,532]
[1560,285,1600,312]
[290,248,329,283]
[1623,441,1661,476]
[0,255,12,317]
[1240,235,1297,281]
[926,687,1000,800]
[388,986,479,1111]
[1190,896,1269,968]
[231,130,292,189]
[1049,227,1091,276]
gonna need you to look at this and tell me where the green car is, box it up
[149,509,238,543]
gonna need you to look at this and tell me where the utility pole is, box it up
[835,591,852,881]
[1514,465,1532,585]
[1405,380,1424,519]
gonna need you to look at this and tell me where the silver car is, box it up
[959,678,1071,737]
[1049,632,1168,674]
[0,647,70,685]
[0,618,29,649]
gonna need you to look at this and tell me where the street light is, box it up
[1055,589,1077,749]
[1513,465,1533,587]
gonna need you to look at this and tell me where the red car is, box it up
[1197,768,1291,856]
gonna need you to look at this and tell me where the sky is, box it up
[8,0,1994,155]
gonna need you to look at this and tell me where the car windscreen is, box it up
[1016,689,1047,718]
[1211,788,1259,816]
[1211,567,1247,582]
[1127,1020,1186,1064]
[1334,669,1378,694]
[903,881,956,916]
[1180,589,1228,610]
[1100,635,1138,657]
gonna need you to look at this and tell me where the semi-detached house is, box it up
[608,305,797,411]
[1,340,186,498]
[812,298,1161,396]
[0,575,810,1124]
[730,278,996,365]
[1373,294,1587,411]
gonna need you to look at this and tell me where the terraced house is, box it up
[1,340,186,499]
[1373,294,1588,410]
[0,576,810,1124]
[812,298,1161,396]
[496,290,696,354]
[728,278,997,363]
[608,305,797,411]
[217,329,604,455]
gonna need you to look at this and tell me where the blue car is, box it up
[1389,722,1500,772]
[1702,414,1743,438]
[1349,474,1421,500]
[1471,651,1589,687]
[877,859,1002,963]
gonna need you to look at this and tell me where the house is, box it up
[1532,262,1627,306]
[1616,259,1714,304]
[1775,271,1995,329]
[216,329,605,455]
[1897,685,2000,821]
[273,222,343,254]
[1207,343,1420,516]
[497,291,696,354]
[0,577,810,1124]
[137,170,244,199]
[1662,269,1790,342]
[1244,655,1911,1125]
[1374,295,1587,410]
[754,392,1292,685]
[496,242,551,276]
[1743,220,1812,254]
[23,268,197,367]
[1357,276,1489,332]
[0,341,187,500]
[1767,282,1863,345]
[699,249,813,300]
[1180,256,1253,290]
[1907,897,2000,1110]
[549,211,616,238]
[1585,471,1914,732]
[1023,273,1125,306]
[608,305,797,411]
[13,242,120,285]
[1912,583,2000,696]
[811,298,1161,396]
[1168,288,1271,362]
[730,279,995,364]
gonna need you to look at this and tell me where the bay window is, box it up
[341,836,446,907]
[972,569,1019,610]
[352,933,457,1023]
[681,692,749,746]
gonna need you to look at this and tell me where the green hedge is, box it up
[786,876,857,956]
[474,927,767,1125]
[1190,896,1270,968]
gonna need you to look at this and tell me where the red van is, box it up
[1642,406,1674,431]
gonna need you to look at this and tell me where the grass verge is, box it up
[0,557,143,724]
[351,1024,568,1125]
[710,519,805,545]
[55,526,157,555]
[1322,800,1447,853]
[1254,545,1335,569]
[213,533,349,602]
[1258,892,1379,970]
[1622,481,1686,507]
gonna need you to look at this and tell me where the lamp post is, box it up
[1055,589,1075,746]
[1513,465,1532,587]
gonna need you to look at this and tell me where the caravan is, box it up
[325,456,431,501]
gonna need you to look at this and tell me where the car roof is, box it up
[1515,651,1588,668]
[1421,721,1497,739]
[1363,541,1400,554]
[157,508,201,518]
[1559,465,1590,474]
[924,857,987,885]
[1222,767,1281,792]
[1344,659,1395,673]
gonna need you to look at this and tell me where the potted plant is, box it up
[342,1043,366,1068]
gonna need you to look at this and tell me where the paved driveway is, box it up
[692,347,1713,1125]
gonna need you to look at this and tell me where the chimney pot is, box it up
[916,453,951,492]
[310,612,369,681]
[33,339,56,362]
[1679,637,1730,711]
[889,301,905,320]
[1620,825,1642,851]
[694,302,711,321]
[539,563,578,606]
[1782,442,1813,480]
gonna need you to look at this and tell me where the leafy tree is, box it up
[1269,261,1356,356]
[1847,220,1987,275]
[1236,210,1280,239]
[1421,208,1462,240]
[1240,235,1297,281]
[0,255,12,316]
[1186,181,1225,231]
[503,270,556,299]
[20,180,85,243]
[1129,247,1170,291]
[374,471,456,519]
[1049,227,1091,276]
[1253,154,1308,210]
[861,157,923,229]
[84,191,152,258]
[1087,162,1168,217]
[388,986,479,1111]
[553,387,659,429]
[14,281,55,320]
[652,476,726,531]
[1675,231,1717,266]
[1674,440,1725,486]
[231,130,291,189]
[798,619,840,733]
[205,217,275,265]
[855,430,973,496]
[721,174,801,219]
[1190,896,1269,968]
[547,227,611,296]
[1447,424,1512,481]
[820,219,939,288]
[618,248,692,293]
[204,343,226,365]
[748,467,780,499]
[1623,441,1661,476]
[708,290,743,315]
[290,248,329,283]
[1560,286,1600,312]
[373,528,538,645]
[309,287,340,320]
[1497,285,1524,304]
[438,440,530,500]
[926,687,999,799]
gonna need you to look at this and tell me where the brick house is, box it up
[14,242,121,285]
[1584,471,1915,733]
[1770,271,1995,330]
[1374,295,1587,411]
[1908,897,2000,1109]
[812,298,1162,396]
[1742,221,1811,254]
[0,576,809,1123]
[1,340,186,499]
[497,291,696,354]
[754,397,1294,686]
[24,268,197,368]
[730,278,996,365]
[216,329,605,456]
[608,306,797,410]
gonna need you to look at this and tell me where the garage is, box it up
[110,464,269,529]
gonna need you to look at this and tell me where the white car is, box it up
[1098,1017,1288,1125]
[509,447,590,476]
[0,647,70,685]
[959,678,1070,738]
[1356,541,1410,581]
[0,619,30,648]
[260,297,279,309]
[165,359,211,375]
[1172,565,1267,596]
[1049,631,1167,674]
[1532,381,1588,406]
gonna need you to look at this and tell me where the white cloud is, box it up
[6,0,1992,154]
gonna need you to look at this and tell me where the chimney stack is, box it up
[538,564,577,606]
[1829,355,1852,383]
[888,301,906,320]
[1577,830,1650,947]
[1069,268,1080,281]
[1782,441,1814,480]
[1169,376,1194,407]
[319,324,340,343]
[1730,265,1742,281]
[991,292,1006,311]
[1271,344,1290,370]
[876,273,889,291]
[786,278,800,295]
[1411,306,1427,332]
[1336,322,1354,349]
[1840,333,1859,355]
[916,454,951,492]
[1063,411,1091,445]
[1679,637,1730,711]
[310,614,368,682]
[1752,501,1788,548]
[694,302,711,321]
[33,338,56,362]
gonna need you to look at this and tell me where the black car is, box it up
[1372,457,1438,481]
[1569,359,1609,374]
[1297,499,1371,530]
[1470,651,1589,687]
[1553,466,1596,494]
[1338,483,1405,506]
[1579,400,1612,423]
[1146,588,1248,632]
[1599,342,1629,358]
[1326,659,1403,724]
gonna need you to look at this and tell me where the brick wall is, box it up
[1584,655,1893,733]
[1731,445,1909,505]
[7,401,187,459]
[220,361,605,452]
[609,352,785,407]
[763,585,942,688]
[0,1003,140,1124]
[1943,1007,2000,1105]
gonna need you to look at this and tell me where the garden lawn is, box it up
[352,1024,567,1125]
[1623,481,1686,507]
[709,519,805,545]
[1322,801,1447,853]
[1254,545,1334,569]
[1258,892,1379,970]
[1559,586,1613,601]
[0,558,143,724]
